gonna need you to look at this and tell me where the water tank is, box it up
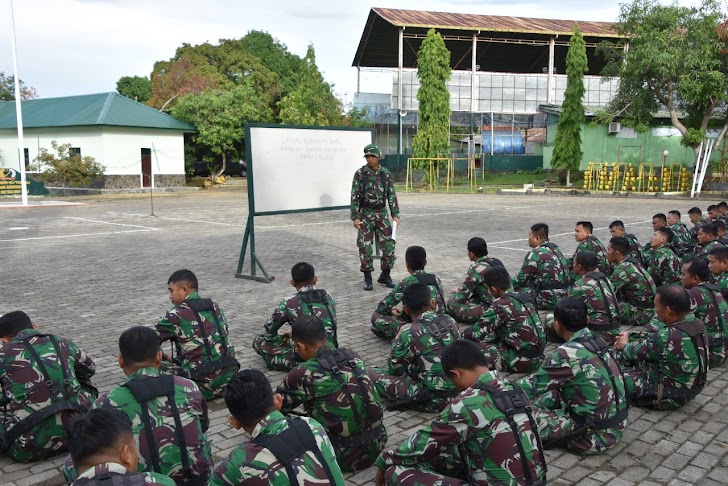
[480,132,525,155]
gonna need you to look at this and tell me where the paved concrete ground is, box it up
[2,189,728,485]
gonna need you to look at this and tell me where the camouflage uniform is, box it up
[610,258,657,326]
[687,283,728,368]
[716,271,728,301]
[623,233,643,263]
[447,256,501,324]
[558,271,621,343]
[376,370,547,486]
[72,463,176,486]
[690,217,711,247]
[693,240,725,264]
[515,241,572,310]
[210,411,345,486]
[63,367,213,485]
[277,347,387,472]
[351,165,399,272]
[253,285,338,371]
[370,312,461,412]
[569,235,612,277]
[620,315,708,410]
[462,292,546,373]
[517,328,628,455]
[0,329,96,462]
[646,245,681,287]
[371,270,446,339]
[157,292,239,400]
[670,222,692,258]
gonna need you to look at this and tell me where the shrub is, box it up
[32,142,104,187]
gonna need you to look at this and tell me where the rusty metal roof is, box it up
[372,7,617,37]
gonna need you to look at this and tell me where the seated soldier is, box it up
[607,236,657,326]
[371,283,462,412]
[446,237,501,324]
[667,210,692,259]
[157,269,239,399]
[514,223,571,310]
[709,246,728,300]
[569,221,611,277]
[718,201,728,224]
[517,298,628,456]
[646,227,682,287]
[253,262,338,371]
[694,223,724,263]
[64,326,213,485]
[609,220,642,262]
[714,220,728,246]
[708,204,721,222]
[642,213,668,264]
[371,245,446,339]
[688,206,710,248]
[210,369,345,486]
[546,251,621,344]
[463,266,546,373]
[615,285,708,410]
[67,408,175,486]
[277,316,387,472]
[0,311,96,462]
[680,258,728,368]
[375,340,546,486]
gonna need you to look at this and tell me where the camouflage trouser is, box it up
[709,344,728,369]
[371,312,408,339]
[357,213,395,272]
[251,333,299,372]
[334,433,388,473]
[618,302,654,327]
[159,357,238,400]
[531,390,622,455]
[383,447,466,485]
[475,341,543,373]
[446,299,486,325]
[535,289,567,311]
[622,368,688,410]
[369,368,454,413]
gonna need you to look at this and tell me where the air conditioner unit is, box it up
[608,122,621,133]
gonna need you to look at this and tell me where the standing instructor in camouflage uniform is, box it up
[351,143,400,291]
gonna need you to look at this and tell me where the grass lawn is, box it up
[396,170,558,194]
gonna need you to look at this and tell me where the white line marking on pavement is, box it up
[106,212,244,227]
[258,220,351,229]
[0,229,156,243]
[490,245,528,252]
[65,217,160,230]
[7,227,28,230]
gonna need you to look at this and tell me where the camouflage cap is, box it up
[363,144,382,158]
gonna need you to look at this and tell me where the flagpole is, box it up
[9,0,28,206]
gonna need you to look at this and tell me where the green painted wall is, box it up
[543,122,723,171]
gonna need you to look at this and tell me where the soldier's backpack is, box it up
[637,319,708,403]
[413,273,446,309]
[123,375,208,486]
[72,471,161,486]
[299,289,338,347]
[252,418,337,486]
[314,348,385,448]
[622,258,655,309]
[505,292,545,359]
[184,299,240,379]
[698,282,728,347]
[423,315,459,348]
[0,333,88,452]
[474,382,547,485]
[539,242,572,290]
[484,257,505,268]
[589,272,620,332]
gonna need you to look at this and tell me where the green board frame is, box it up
[235,123,374,282]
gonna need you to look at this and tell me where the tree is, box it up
[599,0,728,156]
[411,29,451,165]
[116,75,152,102]
[0,71,37,101]
[551,26,588,186]
[240,31,304,95]
[278,45,345,126]
[171,86,273,181]
[32,141,104,187]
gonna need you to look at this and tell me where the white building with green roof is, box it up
[0,92,195,188]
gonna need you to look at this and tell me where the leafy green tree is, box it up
[599,0,728,156]
[32,141,104,187]
[240,31,304,95]
[0,71,37,101]
[412,29,451,164]
[551,26,588,185]
[278,45,345,125]
[116,75,152,102]
[171,86,273,181]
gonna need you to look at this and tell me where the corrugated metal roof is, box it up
[373,7,618,37]
[0,93,195,131]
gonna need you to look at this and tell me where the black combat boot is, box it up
[363,271,373,291]
[377,269,395,288]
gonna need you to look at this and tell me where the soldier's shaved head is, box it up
[656,285,690,315]
[575,250,598,271]
[553,298,588,332]
[530,223,549,239]
[168,269,198,290]
[683,258,710,282]
[442,340,490,375]
[0,311,33,338]
[483,266,511,291]
[292,315,327,345]
[291,262,315,284]
[609,237,630,256]
[402,283,431,313]
[67,408,135,473]
[224,370,275,428]
[575,221,593,233]
[119,326,161,366]
[467,237,488,257]
[405,246,427,271]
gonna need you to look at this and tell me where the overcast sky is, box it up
[0,0,705,105]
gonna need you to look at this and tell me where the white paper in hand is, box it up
[391,220,398,241]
